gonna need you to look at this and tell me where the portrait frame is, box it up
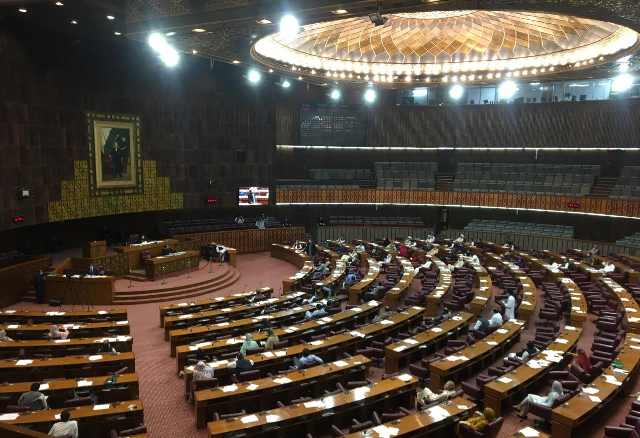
[86,112,143,196]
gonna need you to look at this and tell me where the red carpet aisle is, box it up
[3,252,298,438]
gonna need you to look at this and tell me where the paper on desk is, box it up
[217,322,229,327]
[497,377,513,383]
[54,414,61,420]
[380,320,394,325]
[178,314,193,319]
[241,414,259,424]
[77,380,93,387]
[6,324,20,329]
[93,404,110,411]
[431,327,443,332]
[403,338,418,345]
[247,384,259,391]
[55,339,71,343]
[274,351,287,357]
[98,310,108,314]
[15,359,33,366]
[486,341,498,346]
[520,427,540,437]
[397,373,412,382]
[565,326,576,330]
[349,307,362,312]
[496,329,508,334]
[266,414,279,423]
[309,340,324,346]
[116,320,128,325]
[428,405,451,422]
[457,405,471,410]
[372,425,399,438]
[350,331,365,338]
[274,377,292,384]
[604,375,622,386]
[88,355,103,361]
[0,413,20,420]
[556,338,569,344]
[393,345,407,352]
[589,395,602,402]
[222,384,238,393]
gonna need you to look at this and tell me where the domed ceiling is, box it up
[251,10,639,85]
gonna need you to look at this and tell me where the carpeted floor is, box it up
[4,252,636,437]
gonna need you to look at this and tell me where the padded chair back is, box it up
[5,405,29,413]
[65,397,94,407]
[194,378,218,390]
[273,340,289,349]
[236,370,260,382]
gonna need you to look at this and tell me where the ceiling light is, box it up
[166,32,176,36]
[71,20,77,24]
[192,50,197,54]
[114,32,121,36]
[148,34,167,52]
[159,47,179,67]
[257,19,272,24]
[499,80,519,98]
[297,76,303,80]
[330,89,341,99]
[269,69,274,73]
[18,8,27,12]
[412,88,428,97]
[364,89,376,103]
[612,74,633,92]
[232,60,240,64]
[107,15,115,20]
[193,28,206,33]
[248,70,261,83]
[55,2,63,6]
[281,79,291,88]
[449,85,464,100]
[332,9,348,14]
[280,15,299,38]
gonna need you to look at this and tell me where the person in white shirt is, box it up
[489,308,503,326]
[426,234,435,243]
[337,235,346,245]
[378,253,393,267]
[48,410,78,438]
[405,236,415,247]
[355,243,365,252]
[255,219,265,229]
[590,246,599,255]
[454,233,465,243]
[502,291,516,320]
[234,216,244,224]
[602,261,616,274]
[414,258,433,275]
[447,258,464,271]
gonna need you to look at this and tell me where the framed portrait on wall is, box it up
[86,112,143,196]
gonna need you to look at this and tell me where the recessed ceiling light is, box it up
[114,32,121,36]
[18,8,27,12]
[55,2,64,6]
[166,32,176,36]
[71,20,77,24]
[257,19,272,24]
[297,76,303,80]
[332,9,348,14]
[192,49,197,54]
[193,28,206,33]
[232,60,240,64]
[107,15,115,20]
[268,69,274,73]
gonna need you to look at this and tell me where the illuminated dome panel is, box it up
[252,10,639,84]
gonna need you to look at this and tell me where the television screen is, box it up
[238,186,269,205]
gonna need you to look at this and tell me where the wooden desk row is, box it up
[271,244,315,293]
[207,376,418,438]
[0,335,133,359]
[599,277,640,333]
[194,355,372,428]
[184,305,427,391]
[327,240,370,268]
[0,320,131,340]
[0,308,127,324]
[114,238,178,271]
[159,287,272,327]
[352,239,398,262]
[314,260,347,291]
[572,248,640,284]
[518,252,564,282]
[424,257,452,316]
[484,326,582,416]
[429,320,524,391]
[385,312,474,373]
[348,257,381,305]
[0,351,136,383]
[386,257,417,311]
[175,300,380,372]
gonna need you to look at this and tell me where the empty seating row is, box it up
[378,180,436,190]
[327,216,425,226]
[616,232,640,247]
[610,187,640,199]
[457,162,600,176]
[374,161,438,172]
[453,180,590,196]
[611,167,640,199]
[309,169,373,180]
[158,217,277,236]
[455,173,595,185]
[464,219,573,238]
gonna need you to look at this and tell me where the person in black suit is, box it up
[34,270,46,304]
[306,239,316,258]
[162,244,177,255]
[85,263,98,276]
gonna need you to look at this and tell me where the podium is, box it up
[82,240,106,258]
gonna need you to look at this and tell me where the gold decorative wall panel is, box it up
[47,160,184,222]
[277,189,640,219]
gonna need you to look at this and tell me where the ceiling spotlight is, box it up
[612,74,633,92]
[18,7,27,12]
[166,32,176,36]
[107,15,115,20]
[193,28,206,33]
[257,19,272,24]
[71,20,77,24]
[364,89,376,103]
[330,89,341,99]
[281,79,291,88]
[268,69,274,73]
[114,32,121,36]
[369,3,388,26]
[159,47,179,67]
[248,70,261,83]
[332,9,348,14]
[232,60,240,64]
[148,33,167,51]
[499,80,519,99]
[449,84,464,100]
[55,2,64,6]
[297,76,303,80]
[192,49,197,54]
[280,15,299,37]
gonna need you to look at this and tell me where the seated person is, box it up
[47,324,70,340]
[456,408,495,437]
[583,252,595,266]
[321,240,329,248]
[281,217,291,227]
[410,253,420,263]
[193,361,215,380]
[343,272,357,289]
[261,213,269,222]
[255,219,265,229]
[0,329,14,341]
[85,262,99,276]
[417,380,456,404]
[503,241,515,250]
[489,308,503,326]
[378,253,393,267]
[371,247,381,257]
[425,308,452,325]
[426,234,435,243]
[405,236,415,246]
[399,244,408,257]
[386,242,397,251]
[317,216,326,226]
[473,315,490,333]
[305,303,327,319]
[475,239,485,249]
[98,340,117,354]
[308,289,324,303]
[48,409,78,438]
[293,241,306,250]
[426,246,439,256]
[507,340,539,361]
[590,245,599,255]
[513,381,563,419]
[337,235,346,245]
[320,284,335,298]
[234,215,244,224]
[448,258,464,271]
[227,353,254,373]
[263,329,279,351]
[215,244,228,262]
[195,348,210,363]
[258,319,274,332]
[162,244,177,255]
[454,233,465,243]
[293,348,324,369]
[383,238,390,247]
[571,348,592,373]
[372,306,397,323]
[18,383,48,411]
[240,333,259,355]
[313,260,331,276]
[361,282,384,302]
[466,251,480,264]
[355,243,365,252]
[601,261,616,274]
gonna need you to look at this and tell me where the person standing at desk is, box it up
[502,291,516,320]
[307,239,316,258]
[34,270,46,304]
[162,244,177,255]
[85,263,99,276]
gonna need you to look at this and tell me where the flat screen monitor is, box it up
[238,186,269,205]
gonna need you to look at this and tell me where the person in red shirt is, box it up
[574,348,591,373]
[410,253,420,263]
[399,244,408,257]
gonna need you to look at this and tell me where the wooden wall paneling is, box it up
[0,257,53,308]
